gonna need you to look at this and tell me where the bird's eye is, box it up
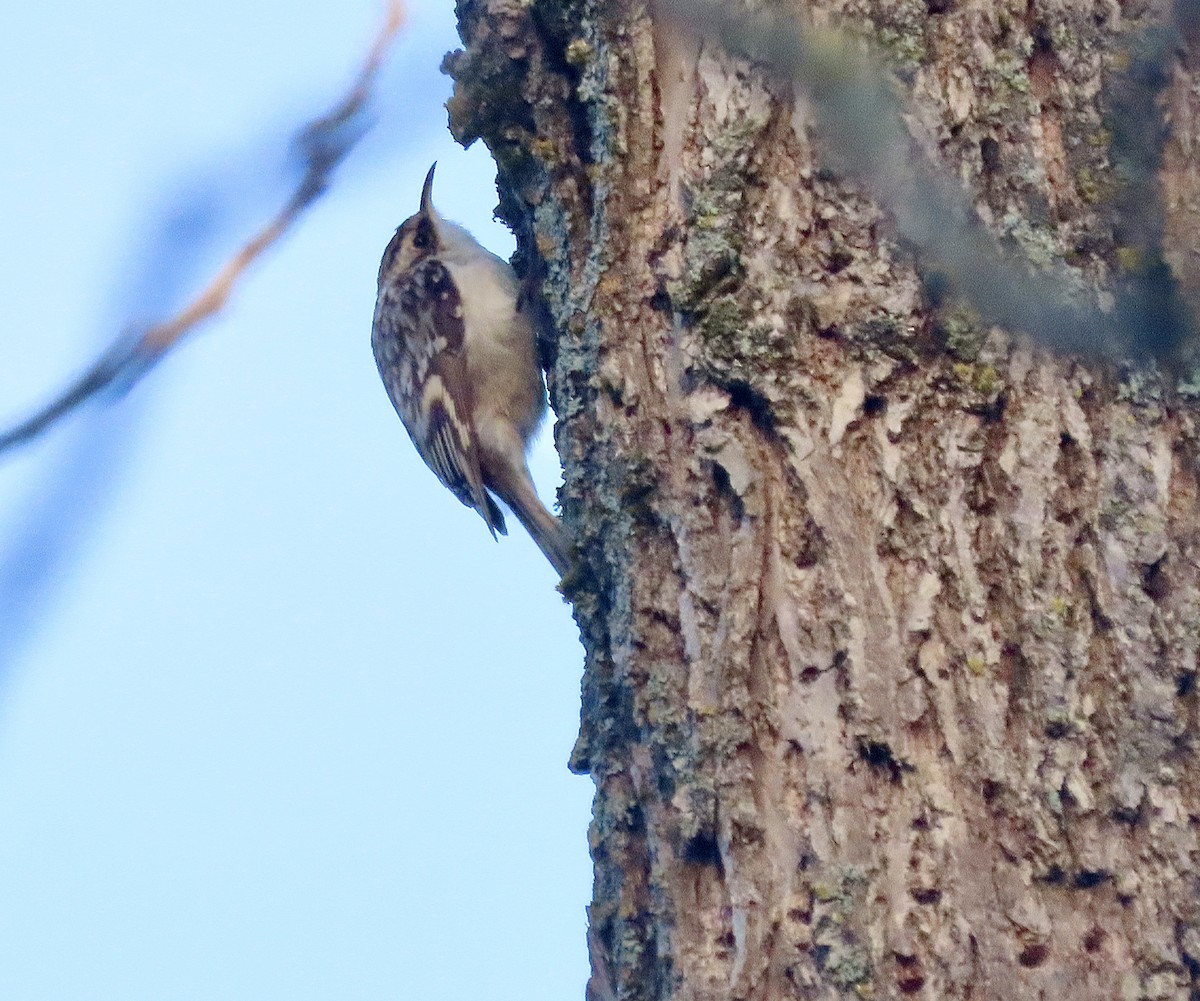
[413,222,432,251]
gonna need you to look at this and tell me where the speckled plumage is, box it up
[370,164,573,576]
[372,256,506,534]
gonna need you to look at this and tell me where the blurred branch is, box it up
[0,0,407,456]
[1104,3,1193,359]
[655,0,1198,363]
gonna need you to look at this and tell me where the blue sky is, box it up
[0,3,590,998]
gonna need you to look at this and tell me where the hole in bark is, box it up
[982,779,1002,803]
[596,916,616,956]
[980,136,1001,173]
[1089,594,1113,632]
[1045,717,1071,740]
[799,666,821,683]
[977,391,1008,424]
[1073,869,1110,889]
[911,887,942,905]
[898,974,927,994]
[863,394,887,417]
[857,739,905,783]
[682,831,723,868]
[710,462,746,524]
[1140,555,1170,602]
[895,953,919,968]
[1038,865,1066,885]
[1018,942,1050,967]
[726,379,777,435]
[858,739,895,766]
[1178,671,1197,697]
[926,0,952,12]
[1083,927,1106,952]
[827,246,854,274]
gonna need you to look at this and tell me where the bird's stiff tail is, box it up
[493,470,574,578]
[516,500,574,578]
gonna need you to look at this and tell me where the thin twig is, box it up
[0,0,407,455]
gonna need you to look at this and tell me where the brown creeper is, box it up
[371,164,574,577]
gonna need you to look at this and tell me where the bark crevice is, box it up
[448,1,1200,998]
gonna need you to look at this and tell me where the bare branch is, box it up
[0,0,407,456]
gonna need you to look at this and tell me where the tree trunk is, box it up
[447,1,1200,998]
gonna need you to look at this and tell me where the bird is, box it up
[371,163,574,577]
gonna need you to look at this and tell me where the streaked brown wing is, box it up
[372,258,506,537]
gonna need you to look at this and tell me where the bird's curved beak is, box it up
[420,163,437,217]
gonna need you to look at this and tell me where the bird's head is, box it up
[377,163,442,287]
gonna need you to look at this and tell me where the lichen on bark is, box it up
[447,1,1200,998]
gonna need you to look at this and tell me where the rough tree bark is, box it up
[447,1,1200,998]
